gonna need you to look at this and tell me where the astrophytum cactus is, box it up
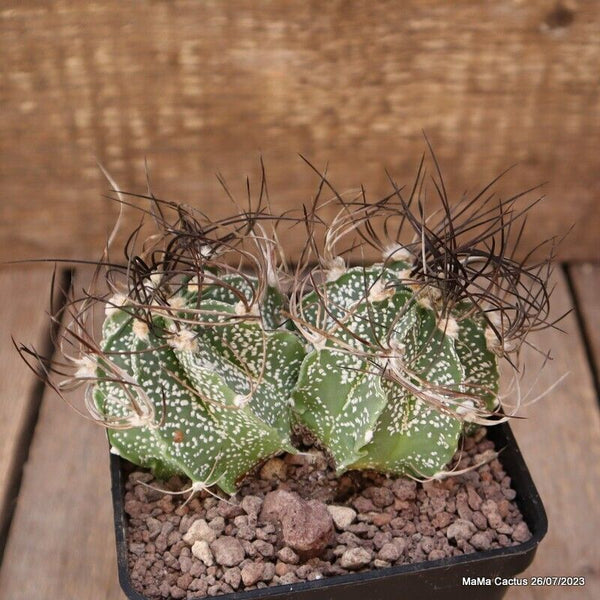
[290,260,499,478]
[18,153,556,496]
[94,271,305,495]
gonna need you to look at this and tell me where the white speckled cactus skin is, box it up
[291,262,499,478]
[95,275,305,495]
[96,256,500,490]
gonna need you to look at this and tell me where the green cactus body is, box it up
[349,306,464,476]
[293,264,417,472]
[292,349,387,472]
[95,286,304,494]
[95,258,500,490]
[292,263,500,478]
[95,315,181,479]
[453,310,499,411]
[189,273,287,330]
[172,298,305,437]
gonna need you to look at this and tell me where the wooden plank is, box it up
[569,263,600,380]
[0,270,125,600]
[1,1,600,263]
[506,270,600,599]
[0,267,63,551]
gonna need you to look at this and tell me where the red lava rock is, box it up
[377,542,400,562]
[512,521,532,543]
[275,560,294,576]
[428,549,446,561]
[217,500,244,519]
[372,531,392,550]
[470,531,493,551]
[446,519,476,542]
[467,485,483,511]
[210,537,245,567]
[277,547,300,564]
[262,562,276,581]
[260,457,288,481]
[241,495,263,517]
[392,479,417,501]
[169,586,185,599]
[456,492,473,520]
[241,562,265,586]
[364,486,395,508]
[352,496,377,513]
[261,490,334,559]
[253,539,275,557]
[432,511,452,529]
[340,547,372,570]
[471,510,488,530]
[369,512,392,527]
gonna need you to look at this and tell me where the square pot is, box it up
[110,422,547,600]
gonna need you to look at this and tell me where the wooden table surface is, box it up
[0,265,598,599]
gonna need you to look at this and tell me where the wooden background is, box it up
[1,2,600,596]
[1,0,599,263]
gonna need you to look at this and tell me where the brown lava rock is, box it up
[260,489,335,559]
[125,431,532,599]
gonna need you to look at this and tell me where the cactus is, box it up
[96,286,304,494]
[18,154,556,495]
[290,263,498,477]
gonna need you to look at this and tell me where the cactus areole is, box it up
[23,156,555,497]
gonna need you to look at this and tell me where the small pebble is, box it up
[340,547,372,569]
[327,505,357,530]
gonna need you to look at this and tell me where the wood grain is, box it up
[0,267,62,550]
[506,269,600,599]
[1,1,599,263]
[569,263,600,379]
[0,270,125,600]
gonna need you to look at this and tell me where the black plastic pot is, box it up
[110,422,547,600]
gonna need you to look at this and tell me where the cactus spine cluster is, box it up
[24,157,553,496]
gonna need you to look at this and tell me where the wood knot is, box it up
[543,1,576,30]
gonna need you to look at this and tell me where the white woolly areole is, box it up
[149,272,162,287]
[105,293,128,317]
[234,301,259,316]
[416,293,433,310]
[364,429,373,443]
[187,276,200,292]
[415,284,442,310]
[396,268,413,283]
[109,446,121,456]
[129,412,154,428]
[312,334,328,350]
[266,265,279,289]
[437,314,460,339]
[368,279,395,303]
[390,338,406,355]
[74,355,97,379]
[326,256,346,282]
[132,319,150,340]
[456,399,476,417]
[233,394,250,408]
[168,327,197,352]
[383,244,412,263]
[191,480,210,493]
[485,325,518,355]
[168,295,187,310]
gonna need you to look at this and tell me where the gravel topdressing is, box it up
[124,428,532,599]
